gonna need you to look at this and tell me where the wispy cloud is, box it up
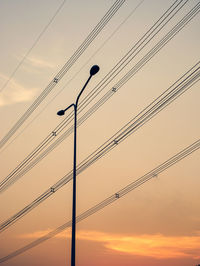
[19,229,200,259]
[26,56,55,69]
[14,53,55,70]
[0,73,38,106]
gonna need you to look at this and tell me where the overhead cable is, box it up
[0,0,67,93]
[0,0,125,149]
[0,0,200,192]
[0,139,199,263]
[0,0,145,154]
[0,61,199,231]
[0,0,193,192]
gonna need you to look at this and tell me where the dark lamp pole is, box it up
[57,65,100,266]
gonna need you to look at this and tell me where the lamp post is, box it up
[57,65,100,266]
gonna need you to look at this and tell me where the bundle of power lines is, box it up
[0,0,125,149]
[1,0,198,193]
[0,60,199,233]
[0,0,199,263]
[0,139,199,263]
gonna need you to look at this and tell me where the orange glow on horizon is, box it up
[19,230,200,259]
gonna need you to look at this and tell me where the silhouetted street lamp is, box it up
[57,65,100,266]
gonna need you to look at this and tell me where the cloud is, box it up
[0,73,38,106]
[104,233,200,259]
[26,56,54,69]
[19,229,200,259]
[13,53,55,70]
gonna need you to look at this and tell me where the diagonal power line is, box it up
[0,0,67,93]
[0,0,126,149]
[0,139,199,263]
[0,61,199,232]
[0,0,192,189]
[0,0,145,154]
[0,0,198,194]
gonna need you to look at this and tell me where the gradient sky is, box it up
[0,0,200,265]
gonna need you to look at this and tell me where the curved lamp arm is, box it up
[57,103,75,116]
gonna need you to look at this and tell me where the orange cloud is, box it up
[104,233,200,259]
[19,230,200,259]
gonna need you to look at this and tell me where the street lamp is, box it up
[57,65,100,266]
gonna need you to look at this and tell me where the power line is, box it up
[0,62,199,232]
[0,0,191,192]
[0,0,67,93]
[0,0,199,195]
[0,0,125,149]
[1,0,197,195]
[114,1,200,90]
[0,139,199,263]
[0,0,145,154]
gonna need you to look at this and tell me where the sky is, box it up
[0,0,200,265]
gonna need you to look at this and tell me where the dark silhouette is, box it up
[57,65,99,266]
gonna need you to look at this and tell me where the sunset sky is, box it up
[0,0,200,265]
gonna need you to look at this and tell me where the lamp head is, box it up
[90,65,100,76]
[57,110,65,116]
